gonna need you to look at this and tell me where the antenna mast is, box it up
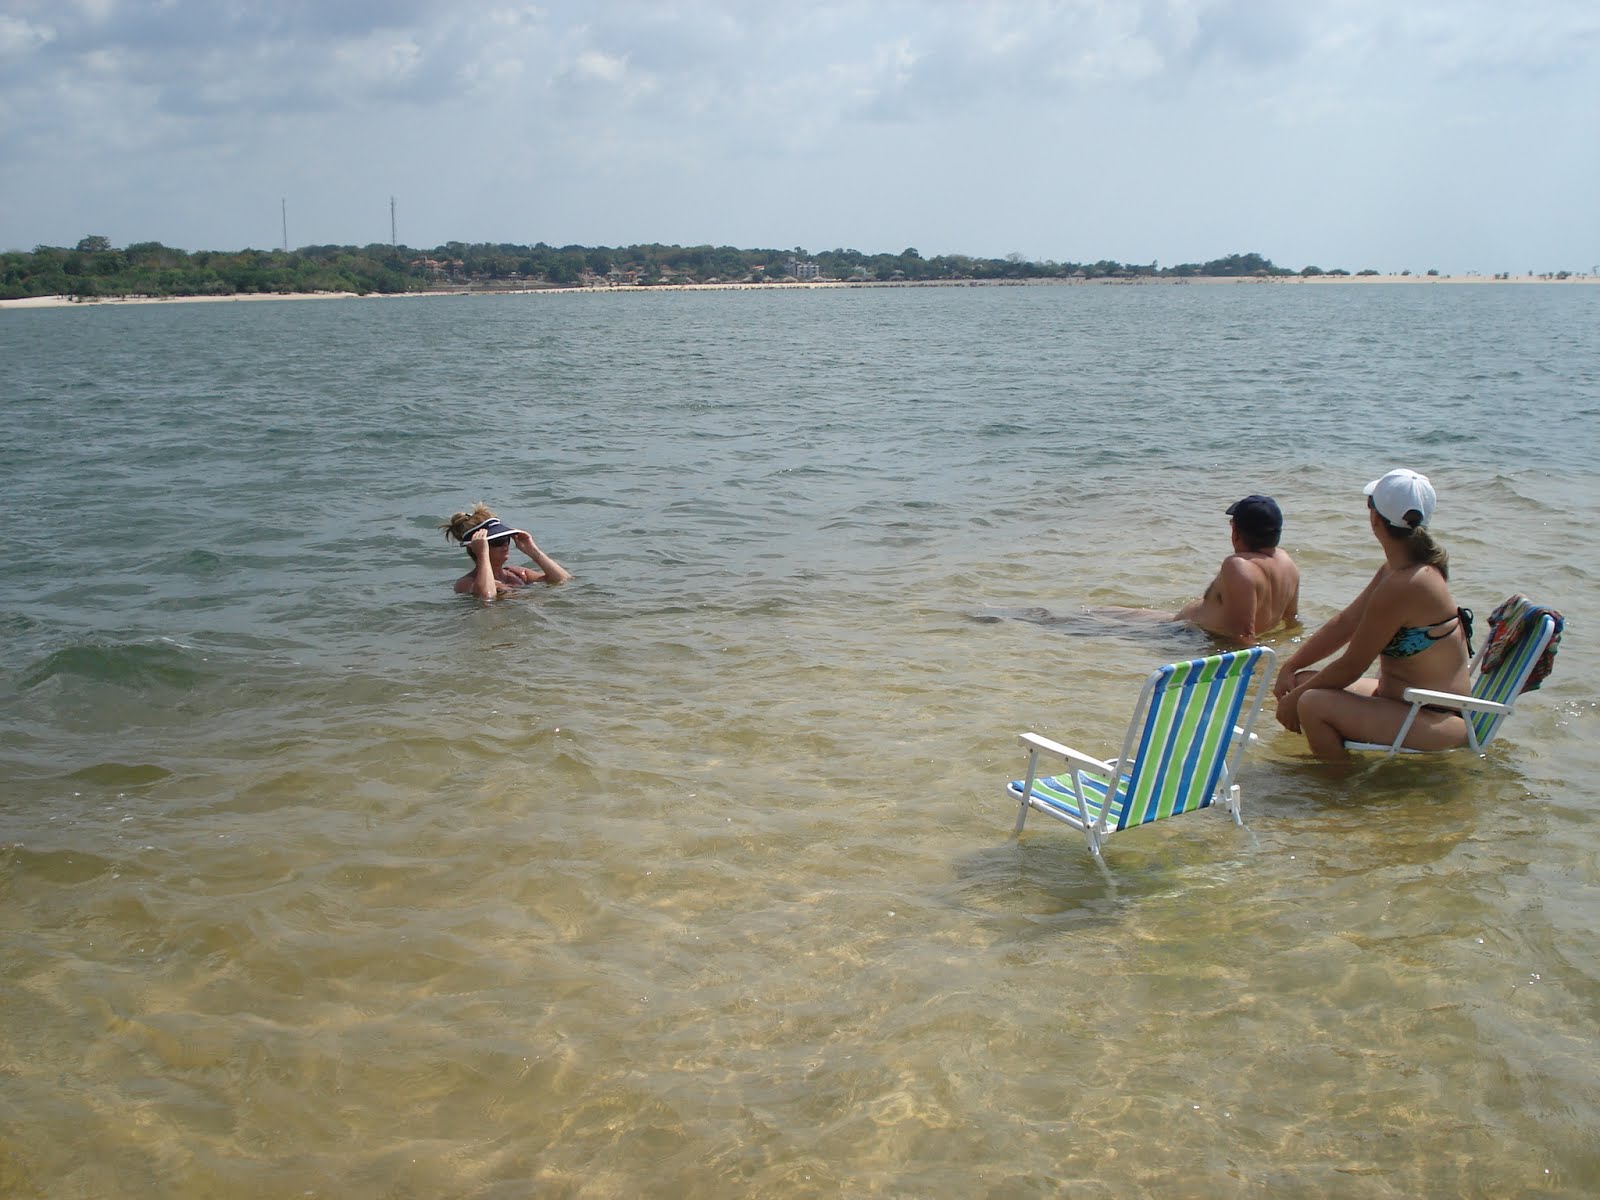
[281,198,288,253]
[391,196,397,250]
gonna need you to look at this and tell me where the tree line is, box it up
[2,238,1321,301]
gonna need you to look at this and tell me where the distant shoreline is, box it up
[3,272,1596,310]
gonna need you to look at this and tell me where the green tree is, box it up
[1202,252,1286,277]
[547,251,586,285]
[93,250,129,276]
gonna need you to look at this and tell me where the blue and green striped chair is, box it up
[1007,647,1276,859]
[1345,594,1564,756]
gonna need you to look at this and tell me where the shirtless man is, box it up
[1173,495,1299,642]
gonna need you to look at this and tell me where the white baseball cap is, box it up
[1364,468,1436,529]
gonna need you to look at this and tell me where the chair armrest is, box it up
[1400,687,1511,717]
[1017,732,1116,775]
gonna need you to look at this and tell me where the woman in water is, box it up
[1273,469,1472,758]
[441,503,571,599]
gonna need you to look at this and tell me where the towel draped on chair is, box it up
[1481,594,1564,693]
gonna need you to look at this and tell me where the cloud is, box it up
[571,49,627,85]
[1188,0,1310,69]
[0,0,1594,267]
[0,12,55,58]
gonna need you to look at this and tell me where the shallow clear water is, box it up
[1,283,1597,1197]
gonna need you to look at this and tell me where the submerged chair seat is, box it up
[1018,767,1133,831]
[1346,594,1564,755]
[1006,647,1276,860]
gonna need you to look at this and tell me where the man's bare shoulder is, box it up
[1218,552,1268,581]
[1266,549,1300,588]
[1231,547,1297,575]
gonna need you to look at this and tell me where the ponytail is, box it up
[440,502,495,543]
[1385,519,1449,577]
[1404,527,1448,576]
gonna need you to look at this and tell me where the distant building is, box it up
[413,257,463,279]
[785,258,820,280]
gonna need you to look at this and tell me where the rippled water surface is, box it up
[2,283,1597,1197]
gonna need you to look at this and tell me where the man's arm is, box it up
[1176,556,1261,641]
[1210,555,1263,641]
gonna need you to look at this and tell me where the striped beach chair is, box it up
[1006,647,1276,860]
[1346,593,1565,756]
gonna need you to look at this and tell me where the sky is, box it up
[1,0,1596,274]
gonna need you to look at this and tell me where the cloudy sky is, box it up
[2,0,1595,273]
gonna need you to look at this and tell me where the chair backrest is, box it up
[1109,647,1274,832]
[1467,602,1562,748]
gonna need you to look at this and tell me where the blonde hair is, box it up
[440,502,495,544]
[1395,524,1450,578]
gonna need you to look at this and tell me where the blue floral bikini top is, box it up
[1382,607,1474,659]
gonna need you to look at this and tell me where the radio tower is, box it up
[390,196,397,251]
[281,198,288,253]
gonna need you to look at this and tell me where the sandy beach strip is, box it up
[3,273,1595,311]
[0,290,364,310]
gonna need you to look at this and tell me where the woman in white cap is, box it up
[1273,468,1473,758]
[441,502,571,599]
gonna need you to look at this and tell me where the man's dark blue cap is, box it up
[1226,495,1282,539]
